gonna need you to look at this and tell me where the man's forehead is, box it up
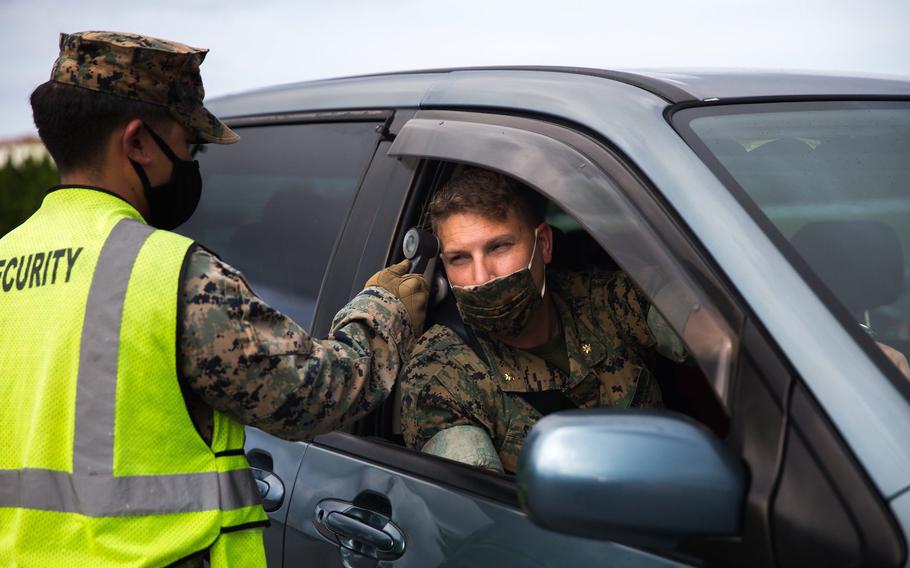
[438,211,530,251]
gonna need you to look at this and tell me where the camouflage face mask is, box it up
[450,229,546,338]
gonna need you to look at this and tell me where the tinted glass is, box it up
[684,102,910,356]
[178,122,381,329]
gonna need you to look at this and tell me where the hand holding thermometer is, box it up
[402,227,447,306]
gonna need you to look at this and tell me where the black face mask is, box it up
[129,125,202,230]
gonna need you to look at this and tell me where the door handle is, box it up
[326,512,393,550]
[250,467,284,512]
[314,499,406,561]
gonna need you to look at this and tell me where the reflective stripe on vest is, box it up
[0,219,260,517]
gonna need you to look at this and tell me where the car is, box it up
[176,67,910,567]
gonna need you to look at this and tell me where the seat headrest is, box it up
[790,220,904,313]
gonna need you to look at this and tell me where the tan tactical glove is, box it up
[365,259,429,334]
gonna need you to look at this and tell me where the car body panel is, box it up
[892,490,910,568]
[284,443,690,568]
[632,69,910,101]
[207,73,445,118]
[243,428,310,562]
[208,68,910,120]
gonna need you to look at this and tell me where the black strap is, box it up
[513,389,579,417]
[460,323,490,368]
[435,292,490,368]
[221,520,271,534]
[213,448,245,457]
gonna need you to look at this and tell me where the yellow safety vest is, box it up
[0,187,268,567]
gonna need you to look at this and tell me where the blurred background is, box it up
[2,0,909,236]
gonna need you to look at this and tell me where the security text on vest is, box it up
[0,248,83,292]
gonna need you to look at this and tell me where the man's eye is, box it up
[491,242,512,253]
[447,255,467,265]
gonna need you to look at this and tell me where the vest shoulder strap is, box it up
[512,389,579,416]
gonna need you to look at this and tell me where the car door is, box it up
[176,113,390,565]
[276,109,774,567]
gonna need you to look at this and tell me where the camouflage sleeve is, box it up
[179,247,414,440]
[593,271,657,350]
[422,425,504,473]
[400,325,494,452]
[592,270,697,361]
[647,307,688,363]
[595,270,690,362]
[648,279,695,363]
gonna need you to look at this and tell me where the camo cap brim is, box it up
[50,31,238,144]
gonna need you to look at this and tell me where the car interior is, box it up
[354,160,731,469]
[697,125,910,369]
[790,220,908,356]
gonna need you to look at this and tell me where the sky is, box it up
[1,0,909,140]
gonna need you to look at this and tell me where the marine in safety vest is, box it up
[0,31,427,567]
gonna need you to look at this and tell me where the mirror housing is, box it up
[517,409,746,549]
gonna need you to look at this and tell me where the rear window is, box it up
[178,121,382,329]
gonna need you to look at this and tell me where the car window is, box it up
[178,121,382,330]
[679,102,910,368]
[396,161,736,475]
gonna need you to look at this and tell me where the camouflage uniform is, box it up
[180,247,414,442]
[401,269,670,475]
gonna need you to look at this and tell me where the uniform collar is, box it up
[43,185,146,223]
[475,271,610,393]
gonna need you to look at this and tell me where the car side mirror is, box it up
[517,409,746,550]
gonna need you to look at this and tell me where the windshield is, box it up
[680,102,910,363]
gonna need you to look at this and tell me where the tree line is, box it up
[0,156,59,237]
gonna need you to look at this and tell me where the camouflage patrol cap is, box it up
[50,31,238,144]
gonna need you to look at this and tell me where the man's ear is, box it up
[538,223,554,265]
[121,119,151,166]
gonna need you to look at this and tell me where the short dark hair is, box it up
[30,81,173,173]
[428,167,545,233]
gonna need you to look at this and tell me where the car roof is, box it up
[207,66,910,119]
[630,68,910,101]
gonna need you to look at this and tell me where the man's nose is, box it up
[471,258,492,285]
